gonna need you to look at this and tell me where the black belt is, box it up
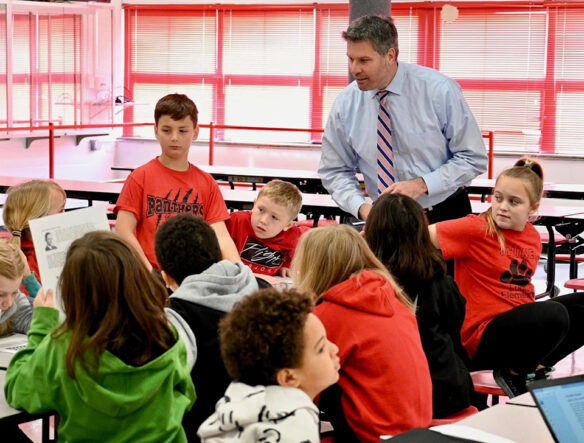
[425,187,466,213]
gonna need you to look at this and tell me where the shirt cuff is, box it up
[421,170,444,197]
[347,194,367,219]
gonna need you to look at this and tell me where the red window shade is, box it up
[131,12,216,75]
[0,10,5,126]
[4,4,112,131]
[125,9,218,137]
[439,9,547,153]
[554,8,584,155]
[124,2,584,156]
[38,15,82,125]
[12,14,32,126]
[125,5,419,143]
[223,10,314,76]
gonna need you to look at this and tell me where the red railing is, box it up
[1,123,495,180]
[482,130,495,179]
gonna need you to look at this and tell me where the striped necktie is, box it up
[377,90,394,194]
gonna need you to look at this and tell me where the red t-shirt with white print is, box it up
[115,158,229,269]
[226,211,303,276]
[436,214,542,358]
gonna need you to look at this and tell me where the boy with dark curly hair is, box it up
[198,288,340,442]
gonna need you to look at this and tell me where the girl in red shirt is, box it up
[430,159,584,398]
[292,224,432,442]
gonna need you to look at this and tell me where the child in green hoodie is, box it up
[5,231,196,442]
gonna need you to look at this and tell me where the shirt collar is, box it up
[368,62,404,100]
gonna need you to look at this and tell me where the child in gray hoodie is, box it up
[155,214,259,442]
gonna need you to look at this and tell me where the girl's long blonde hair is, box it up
[3,180,66,248]
[291,224,414,312]
[0,240,26,336]
[485,158,544,252]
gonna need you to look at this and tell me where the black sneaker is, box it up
[533,366,555,380]
[493,368,528,398]
[526,366,555,384]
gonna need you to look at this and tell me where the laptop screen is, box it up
[529,375,584,443]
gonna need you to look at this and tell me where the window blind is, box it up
[0,9,8,126]
[3,4,112,131]
[439,9,547,153]
[125,5,419,143]
[554,8,584,155]
[124,2,584,155]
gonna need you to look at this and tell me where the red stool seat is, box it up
[430,405,479,426]
[565,279,584,291]
[471,370,505,397]
[540,232,570,244]
[556,254,584,263]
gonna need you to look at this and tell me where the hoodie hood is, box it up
[321,270,397,317]
[197,382,319,441]
[67,330,193,418]
[170,261,258,313]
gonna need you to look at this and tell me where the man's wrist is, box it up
[358,203,372,221]
[417,177,429,195]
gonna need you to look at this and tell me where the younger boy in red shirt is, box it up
[115,93,239,270]
[226,180,303,278]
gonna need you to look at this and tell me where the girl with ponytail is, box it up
[430,159,584,398]
[3,180,66,284]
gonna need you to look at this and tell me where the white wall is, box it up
[2,135,583,187]
[0,136,116,181]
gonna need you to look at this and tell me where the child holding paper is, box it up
[5,231,195,441]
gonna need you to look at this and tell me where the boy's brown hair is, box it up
[257,180,302,219]
[219,288,313,386]
[154,93,198,127]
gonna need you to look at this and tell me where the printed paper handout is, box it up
[29,205,110,293]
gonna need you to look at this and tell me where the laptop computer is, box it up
[528,374,584,443]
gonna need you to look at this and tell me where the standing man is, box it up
[319,15,487,223]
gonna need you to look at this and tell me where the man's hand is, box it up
[358,203,373,221]
[254,273,281,286]
[383,177,428,200]
[33,288,55,309]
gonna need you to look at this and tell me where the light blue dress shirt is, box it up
[319,62,488,218]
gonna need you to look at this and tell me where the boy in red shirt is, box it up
[115,93,239,270]
[226,180,303,279]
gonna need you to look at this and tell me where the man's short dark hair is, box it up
[155,214,221,285]
[219,288,313,386]
[343,15,399,58]
[154,93,198,126]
